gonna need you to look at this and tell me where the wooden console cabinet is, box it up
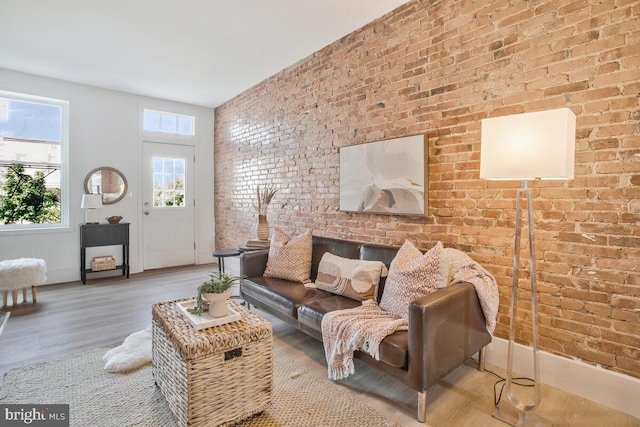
[80,223,130,284]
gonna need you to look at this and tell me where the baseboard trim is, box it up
[485,337,640,419]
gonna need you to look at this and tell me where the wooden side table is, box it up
[152,299,272,427]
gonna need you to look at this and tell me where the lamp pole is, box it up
[493,180,550,426]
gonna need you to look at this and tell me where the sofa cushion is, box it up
[380,240,447,320]
[241,276,334,319]
[314,253,387,302]
[264,228,312,283]
[298,295,361,332]
[298,297,408,368]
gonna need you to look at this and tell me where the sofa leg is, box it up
[418,391,427,422]
[478,346,486,372]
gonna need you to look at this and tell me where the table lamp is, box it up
[81,194,103,224]
[480,107,576,426]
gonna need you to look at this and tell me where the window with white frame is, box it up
[143,109,195,136]
[153,157,186,207]
[0,91,69,229]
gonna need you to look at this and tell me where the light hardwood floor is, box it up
[1,264,638,426]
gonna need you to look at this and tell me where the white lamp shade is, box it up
[480,108,576,181]
[81,194,103,209]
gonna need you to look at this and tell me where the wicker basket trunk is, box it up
[152,299,273,427]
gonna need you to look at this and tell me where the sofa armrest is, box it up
[406,282,491,391]
[239,250,269,278]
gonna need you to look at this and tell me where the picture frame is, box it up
[339,134,427,216]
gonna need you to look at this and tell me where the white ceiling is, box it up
[0,0,409,108]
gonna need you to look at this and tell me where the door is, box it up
[142,142,195,269]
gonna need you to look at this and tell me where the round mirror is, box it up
[84,167,128,205]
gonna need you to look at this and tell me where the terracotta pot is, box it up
[203,289,233,318]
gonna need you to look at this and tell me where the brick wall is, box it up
[214,0,640,378]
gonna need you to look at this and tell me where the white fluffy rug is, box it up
[102,326,152,373]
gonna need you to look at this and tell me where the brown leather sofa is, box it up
[239,235,491,422]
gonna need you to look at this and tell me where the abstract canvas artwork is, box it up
[339,134,427,215]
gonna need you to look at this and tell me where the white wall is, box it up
[486,337,640,419]
[0,69,215,284]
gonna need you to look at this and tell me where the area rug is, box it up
[0,344,398,427]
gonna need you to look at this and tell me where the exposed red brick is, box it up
[214,0,640,379]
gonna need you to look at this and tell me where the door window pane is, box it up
[152,156,186,207]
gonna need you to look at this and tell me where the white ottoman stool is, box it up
[0,258,46,307]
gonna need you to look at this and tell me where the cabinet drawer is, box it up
[81,223,129,247]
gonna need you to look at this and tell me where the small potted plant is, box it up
[195,273,240,318]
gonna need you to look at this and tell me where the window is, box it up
[153,157,186,207]
[0,91,69,229]
[143,109,194,136]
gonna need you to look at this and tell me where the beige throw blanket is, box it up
[443,248,499,335]
[322,248,499,381]
[321,301,407,380]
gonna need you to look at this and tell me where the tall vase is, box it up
[256,214,270,241]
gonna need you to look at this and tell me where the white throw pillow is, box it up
[315,252,388,302]
[103,326,152,373]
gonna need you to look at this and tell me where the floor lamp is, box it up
[480,108,576,427]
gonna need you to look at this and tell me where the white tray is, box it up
[176,300,242,330]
